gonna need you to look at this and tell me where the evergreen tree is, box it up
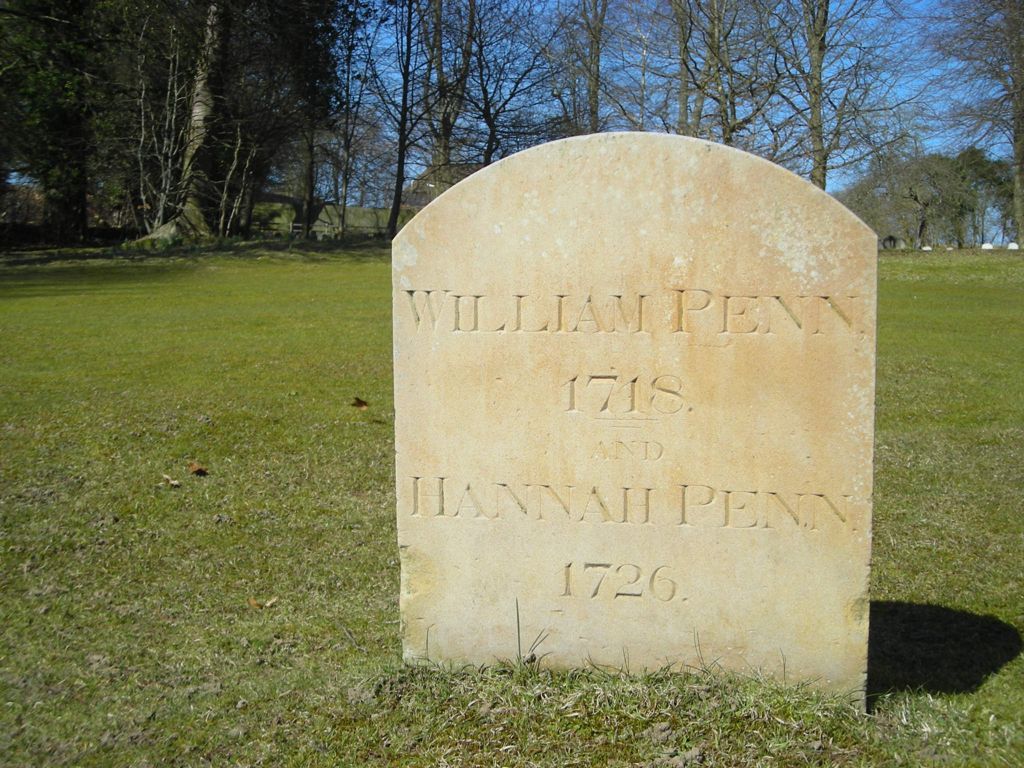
[1,0,105,242]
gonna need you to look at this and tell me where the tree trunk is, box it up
[239,179,256,238]
[1006,0,1023,240]
[1014,112,1023,241]
[340,179,349,235]
[483,120,499,165]
[424,0,476,179]
[43,155,88,244]
[179,1,224,235]
[302,131,316,239]
[582,0,608,134]
[39,0,91,243]
[706,4,732,144]
[671,0,692,135]
[387,128,410,240]
[337,96,351,237]
[803,0,829,189]
[387,0,416,241]
[146,1,227,240]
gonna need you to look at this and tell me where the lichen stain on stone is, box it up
[393,240,418,270]
[399,545,443,659]
[846,596,869,624]
[398,544,438,604]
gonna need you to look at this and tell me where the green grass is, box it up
[1,246,1022,766]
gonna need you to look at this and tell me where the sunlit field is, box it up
[1,245,1021,766]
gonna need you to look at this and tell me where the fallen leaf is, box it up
[351,397,369,410]
[264,596,279,608]
[188,461,208,476]
[161,474,181,488]
[247,597,262,609]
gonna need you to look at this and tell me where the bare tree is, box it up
[581,0,611,132]
[931,0,1024,237]
[595,0,787,151]
[148,0,229,239]
[551,0,611,134]
[603,0,676,131]
[688,0,782,147]
[134,22,191,234]
[842,148,978,247]
[374,0,432,239]
[422,0,477,177]
[127,0,347,241]
[668,0,698,134]
[465,0,560,163]
[332,3,379,233]
[769,0,909,189]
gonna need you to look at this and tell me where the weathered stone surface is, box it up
[392,133,876,702]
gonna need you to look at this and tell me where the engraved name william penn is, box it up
[403,288,866,336]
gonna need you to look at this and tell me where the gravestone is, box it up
[393,133,876,703]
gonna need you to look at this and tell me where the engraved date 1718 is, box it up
[561,562,679,601]
[564,373,685,416]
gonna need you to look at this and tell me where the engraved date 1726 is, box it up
[561,562,679,601]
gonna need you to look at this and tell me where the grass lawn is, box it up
[1,244,1022,766]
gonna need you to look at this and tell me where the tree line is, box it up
[0,0,1020,245]
[841,147,1015,247]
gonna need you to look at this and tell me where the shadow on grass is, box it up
[0,261,203,300]
[867,601,1022,704]
[0,235,390,269]
[0,237,392,299]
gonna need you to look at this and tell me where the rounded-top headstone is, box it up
[1007,242,1019,250]
[392,133,877,704]
[982,243,994,249]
